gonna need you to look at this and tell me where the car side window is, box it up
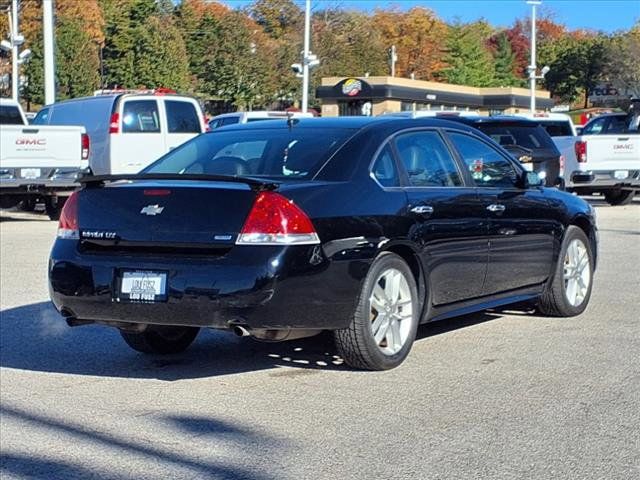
[583,118,606,135]
[448,132,518,188]
[122,100,161,133]
[371,144,399,187]
[394,131,462,187]
[165,100,200,133]
[220,117,240,126]
[605,116,627,133]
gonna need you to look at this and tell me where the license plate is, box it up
[21,168,41,179]
[522,163,534,171]
[118,271,167,302]
[614,170,629,180]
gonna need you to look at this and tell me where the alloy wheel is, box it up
[369,268,414,356]
[563,238,591,307]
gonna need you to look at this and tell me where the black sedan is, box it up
[49,117,598,370]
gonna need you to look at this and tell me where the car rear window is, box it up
[0,105,24,125]
[122,100,161,133]
[144,127,354,179]
[477,124,556,150]
[539,121,573,137]
[165,100,200,133]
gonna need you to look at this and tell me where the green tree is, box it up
[100,0,188,89]
[543,35,608,107]
[251,0,302,40]
[491,32,519,87]
[439,22,495,87]
[606,24,640,98]
[56,18,101,99]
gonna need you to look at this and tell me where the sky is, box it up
[218,0,640,33]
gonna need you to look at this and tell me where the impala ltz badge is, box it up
[140,204,164,216]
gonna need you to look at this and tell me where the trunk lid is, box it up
[78,179,260,249]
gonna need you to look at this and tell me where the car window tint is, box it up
[122,100,160,133]
[605,116,627,133]
[583,118,606,135]
[144,128,354,179]
[371,144,399,187]
[165,100,200,133]
[394,131,462,187]
[220,117,240,126]
[541,121,573,137]
[476,124,555,150]
[449,132,518,188]
[0,105,24,124]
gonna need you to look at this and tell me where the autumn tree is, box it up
[372,7,447,80]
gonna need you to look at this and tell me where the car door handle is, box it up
[410,205,434,215]
[486,204,506,213]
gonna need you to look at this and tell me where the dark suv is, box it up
[423,115,563,188]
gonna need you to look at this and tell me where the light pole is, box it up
[389,45,397,77]
[526,0,550,113]
[43,0,55,105]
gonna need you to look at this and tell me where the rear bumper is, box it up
[48,240,368,331]
[0,167,82,194]
[570,170,640,189]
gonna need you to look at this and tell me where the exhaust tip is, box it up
[233,326,251,337]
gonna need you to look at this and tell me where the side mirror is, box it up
[525,171,544,187]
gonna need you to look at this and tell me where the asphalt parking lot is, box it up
[1,197,639,480]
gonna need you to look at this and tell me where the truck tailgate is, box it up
[0,125,86,169]
[581,135,640,171]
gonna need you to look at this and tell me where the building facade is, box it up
[316,76,555,117]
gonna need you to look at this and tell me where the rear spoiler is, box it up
[78,172,279,191]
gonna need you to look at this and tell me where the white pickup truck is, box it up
[571,113,640,205]
[0,98,88,219]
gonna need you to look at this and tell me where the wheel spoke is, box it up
[373,317,389,345]
[373,284,387,304]
[384,270,401,303]
[384,320,395,351]
[389,319,402,352]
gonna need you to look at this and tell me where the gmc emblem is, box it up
[16,138,46,146]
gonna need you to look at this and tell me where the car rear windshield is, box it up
[538,121,573,137]
[477,124,557,150]
[0,106,24,125]
[143,127,355,179]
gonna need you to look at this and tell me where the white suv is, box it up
[209,111,313,130]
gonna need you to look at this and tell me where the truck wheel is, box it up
[538,226,594,317]
[45,197,66,221]
[334,252,419,370]
[19,198,36,212]
[604,190,635,206]
[120,326,200,354]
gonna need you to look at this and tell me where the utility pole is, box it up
[390,45,397,77]
[11,0,19,101]
[43,0,55,105]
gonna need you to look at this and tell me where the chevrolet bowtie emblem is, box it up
[140,204,164,216]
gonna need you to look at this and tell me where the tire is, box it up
[19,198,36,212]
[604,189,635,206]
[538,226,594,317]
[334,252,420,370]
[45,197,66,221]
[120,326,200,354]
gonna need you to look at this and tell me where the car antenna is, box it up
[286,112,295,131]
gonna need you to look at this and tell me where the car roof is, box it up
[0,98,20,106]
[439,115,540,127]
[208,115,481,134]
[40,93,196,109]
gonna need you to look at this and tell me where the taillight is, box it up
[236,191,319,245]
[559,155,565,174]
[575,141,587,163]
[109,113,119,134]
[81,133,90,160]
[57,191,79,239]
[203,115,210,132]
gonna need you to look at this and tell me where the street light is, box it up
[299,0,319,113]
[527,0,542,113]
